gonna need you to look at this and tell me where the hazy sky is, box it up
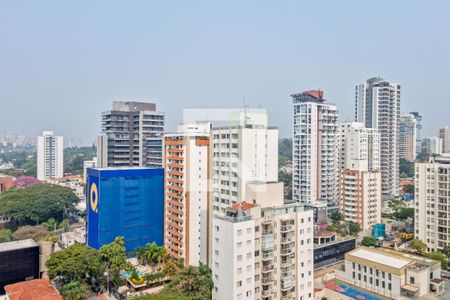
[1,1,449,143]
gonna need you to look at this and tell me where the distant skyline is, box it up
[1,1,449,142]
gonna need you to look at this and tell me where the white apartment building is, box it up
[356,77,400,200]
[436,127,450,153]
[291,90,338,208]
[337,122,381,231]
[422,137,443,156]
[336,247,444,298]
[212,183,314,300]
[83,157,97,183]
[410,112,423,157]
[400,113,418,162]
[414,155,450,252]
[210,111,278,214]
[37,131,64,180]
[164,122,212,266]
[97,101,165,168]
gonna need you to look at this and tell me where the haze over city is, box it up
[1,1,450,143]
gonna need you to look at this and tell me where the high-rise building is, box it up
[292,90,339,208]
[414,155,450,252]
[37,131,64,180]
[436,127,450,153]
[210,110,278,214]
[164,122,212,266]
[83,157,97,183]
[86,167,164,252]
[410,112,423,157]
[355,77,401,200]
[212,183,314,300]
[97,101,165,168]
[399,113,417,162]
[337,122,381,230]
[421,137,443,156]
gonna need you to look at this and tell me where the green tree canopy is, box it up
[0,183,79,225]
[362,236,377,247]
[0,229,13,243]
[348,221,361,236]
[46,243,101,284]
[99,236,133,284]
[330,210,344,223]
[425,252,449,269]
[60,281,86,300]
[167,264,213,300]
[410,239,427,254]
[12,225,48,241]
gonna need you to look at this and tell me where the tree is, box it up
[0,183,79,226]
[425,252,449,269]
[60,281,86,300]
[59,219,70,231]
[12,176,40,188]
[13,225,48,241]
[279,170,292,201]
[399,158,414,178]
[410,239,427,254]
[163,260,181,278]
[330,210,344,223]
[41,218,57,231]
[136,243,168,270]
[167,264,213,300]
[403,184,415,195]
[0,229,13,243]
[348,221,361,236]
[46,243,101,284]
[362,236,377,247]
[98,236,133,290]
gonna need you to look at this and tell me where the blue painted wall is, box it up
[87,168,164,252]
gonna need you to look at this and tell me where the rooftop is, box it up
[228,201,257,212]
[348,248,410,269]
[5,279,62,300]
[0,239,39,252]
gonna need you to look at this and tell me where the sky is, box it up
[1,1,449,144]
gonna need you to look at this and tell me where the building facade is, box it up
[164,123,211,266]
[210,111,278,215]
[410,112,423,157]
[97,101,165,168]
[86,167,164,252]
[0,240,40,294]
[212,203,314,300]
[37,131,63,180]
[414,155,450,252]
[337,122,381,231]
[292,90,339,208]
[336,247,444,298]
[0,175,13,193]
[355,77,400,200]
[437,127,450,154]
[422,137,443,156]
[400,113,418,162]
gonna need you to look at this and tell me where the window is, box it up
[237,229,242,236]
[247,228,252,234]
[358,274,361,280]
[382,281,385,288]
[410,277,415,284]
[376,279,379,286]
[247,252,252,259]
[388,283,391,290]
[388,273,391,280]
[237,268,242,274]
[237,255,242,262]
[237,242,242,248]
[370,277,373,284]
[237,281,242,287]
[352,272,355,279]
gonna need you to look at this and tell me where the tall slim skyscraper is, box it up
[410,112,423,157]
[355,77,400,200]
[97,101,165,168]
[164,122,212,266]
[399,113,417,162]
[437,127,450,153]
[37,131,64,180]
[292,90,339,207]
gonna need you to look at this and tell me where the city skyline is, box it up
[1,1,450,141]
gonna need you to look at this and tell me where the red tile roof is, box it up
[5,279,62,300]
[228,201,257,211]
[304,90,324,99]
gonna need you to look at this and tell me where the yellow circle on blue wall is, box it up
[90,182,98,213]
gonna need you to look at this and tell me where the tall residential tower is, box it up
[37,131,64,180]
[355,77,400,200]
[97,101,165,168]
[292,90,339,208]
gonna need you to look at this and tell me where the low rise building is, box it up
[0,175,13,192]
[313,231,356,270]
[0,240,40,294]
[4,279,61,300]
[335,247,444,298]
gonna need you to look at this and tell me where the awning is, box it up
[402,284,419,293]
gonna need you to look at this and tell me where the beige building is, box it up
[414,155,450,252]
[164,123,212,266]
[399,113,417,162]
[336,247,444,298]
[437,127,450,153]
[339,169,381,231]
